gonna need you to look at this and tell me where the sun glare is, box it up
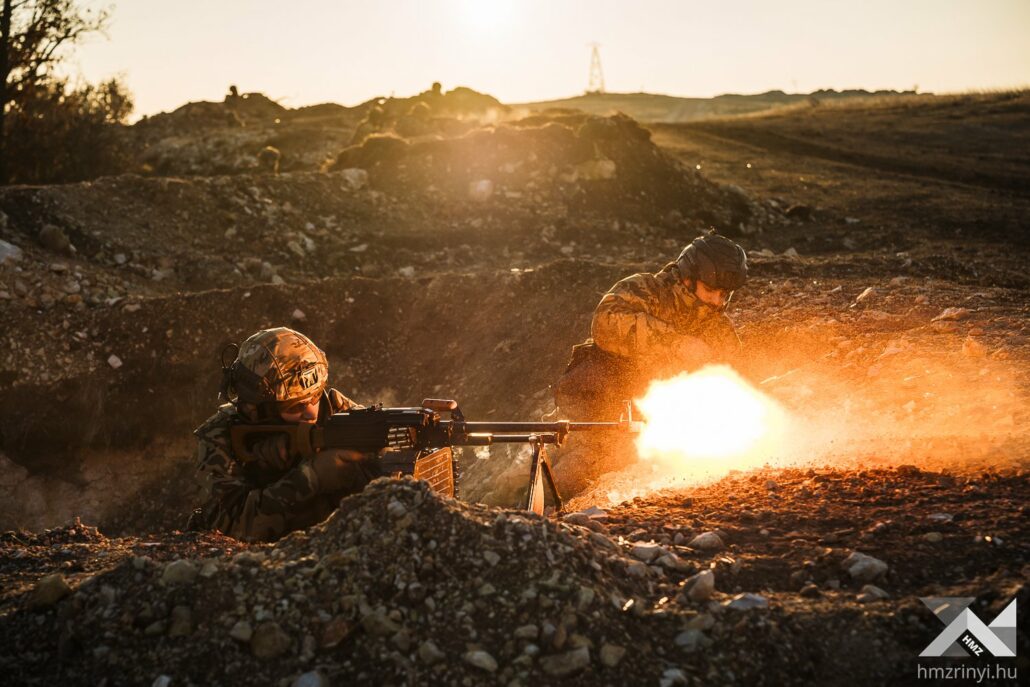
[458,0,515,31]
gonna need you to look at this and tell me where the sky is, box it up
[69,0,1030,119]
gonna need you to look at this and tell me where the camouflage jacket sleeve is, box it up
[590,267,741,362]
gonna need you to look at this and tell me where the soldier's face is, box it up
[695,281,732,311]
[279,397,320,424]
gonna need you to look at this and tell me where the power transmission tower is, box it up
[587,43,605,94]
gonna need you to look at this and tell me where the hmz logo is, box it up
[920,597,1017,658]
[297,366,322,390]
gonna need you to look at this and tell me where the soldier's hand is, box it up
[311,449,368,493]
[252,434,290,471]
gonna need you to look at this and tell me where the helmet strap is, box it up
[218,343,240,403]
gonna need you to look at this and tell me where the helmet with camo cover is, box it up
[226,327,329,405]
[676,232,748,291]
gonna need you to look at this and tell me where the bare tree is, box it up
[0,0,110,184]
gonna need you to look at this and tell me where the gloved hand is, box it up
[311,449,371,494]
[251,434,291,472]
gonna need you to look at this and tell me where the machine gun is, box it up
[229,399,642,515]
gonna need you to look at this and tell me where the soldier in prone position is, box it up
[190,327,380,541]
[552,232,749,490]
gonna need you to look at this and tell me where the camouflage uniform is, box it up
[553,261,742,490]
[191,327,379,542]
[193,388,379,542]
[556,261,741,419]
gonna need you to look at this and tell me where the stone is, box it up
[418,640,446,664]
[251,621,291,659]
[631,542,663,562]
[724,593,769,610]
[320,616,351,648]
[229,619,253,642]
[924,532,943,543]
[514,624,539,639]
[463,649,498,672]
[29,573,72,609]
[841,551,888,582]
[660,668,689,687]
[539,647,590,677]
[0,239,22,265]
[167,605,192,637]
[932,307,971,322]
[39,224,74,255]
[291,308,306,322]
[152,677,172,687]
[107,354,124,370]
[625,561,649,577]
[688,531,725,551]
[483,550,501,566]
[675,629,704,652]
[857,584,890,603]
[292,670,329,687]
[683,569,716,602]
[339,168,368,191]
[361,610,401,637]
[161,559,197,585]
[855,287,876,303]
[468,179,494,202]
[599,643,625,667]
[799,583,821,598]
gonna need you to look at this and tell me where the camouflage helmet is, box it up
[225,327,328,405]
[676,233,748,291]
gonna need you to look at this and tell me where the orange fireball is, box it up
[635,365,789,480]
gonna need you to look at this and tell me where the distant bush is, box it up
[4,77,134,184]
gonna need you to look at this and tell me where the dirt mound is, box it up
[331,113,760,230]
[2,468,1026,686]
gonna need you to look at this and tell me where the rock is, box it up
[160,559,197,585]
[397,266,416,279]
[39,224,74,255]
[291,308,306,322]
[782,247,800,259]
[320,616,352,648]
[0,239,22,265]
[683,569,716,602]
[167,606,193,637]
[656,552,693,572]
[361,610,401,637]
[339,168,368,191]
[418,640,446,664]
[724,593,768,610]
[962,336,986,357]
[468,179,494,202]
[932,307,971,322]
[292,670,329,687]
[482,550,501,566]
[386,499,408,518]
[784,204,813,221]
[675,628,704,652]
[599,643,625,667]
[539,647,590,677]
[625,561,649,577]
[29,573,72,609]
[251,621,291,659]
[514,624,539,640]
[631,542,663,562]
[845,216,861,224]
[841,551,888,582]
[230,619,253,642]
[857,584,889,603]
[855,287,876,303]
[923,532,943,543]
[660,668,689,687]
[152,677,172,687]
[687,531,725,551]
[799,583,821,598]
[107,354,124,370]
[463,649,498,672]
